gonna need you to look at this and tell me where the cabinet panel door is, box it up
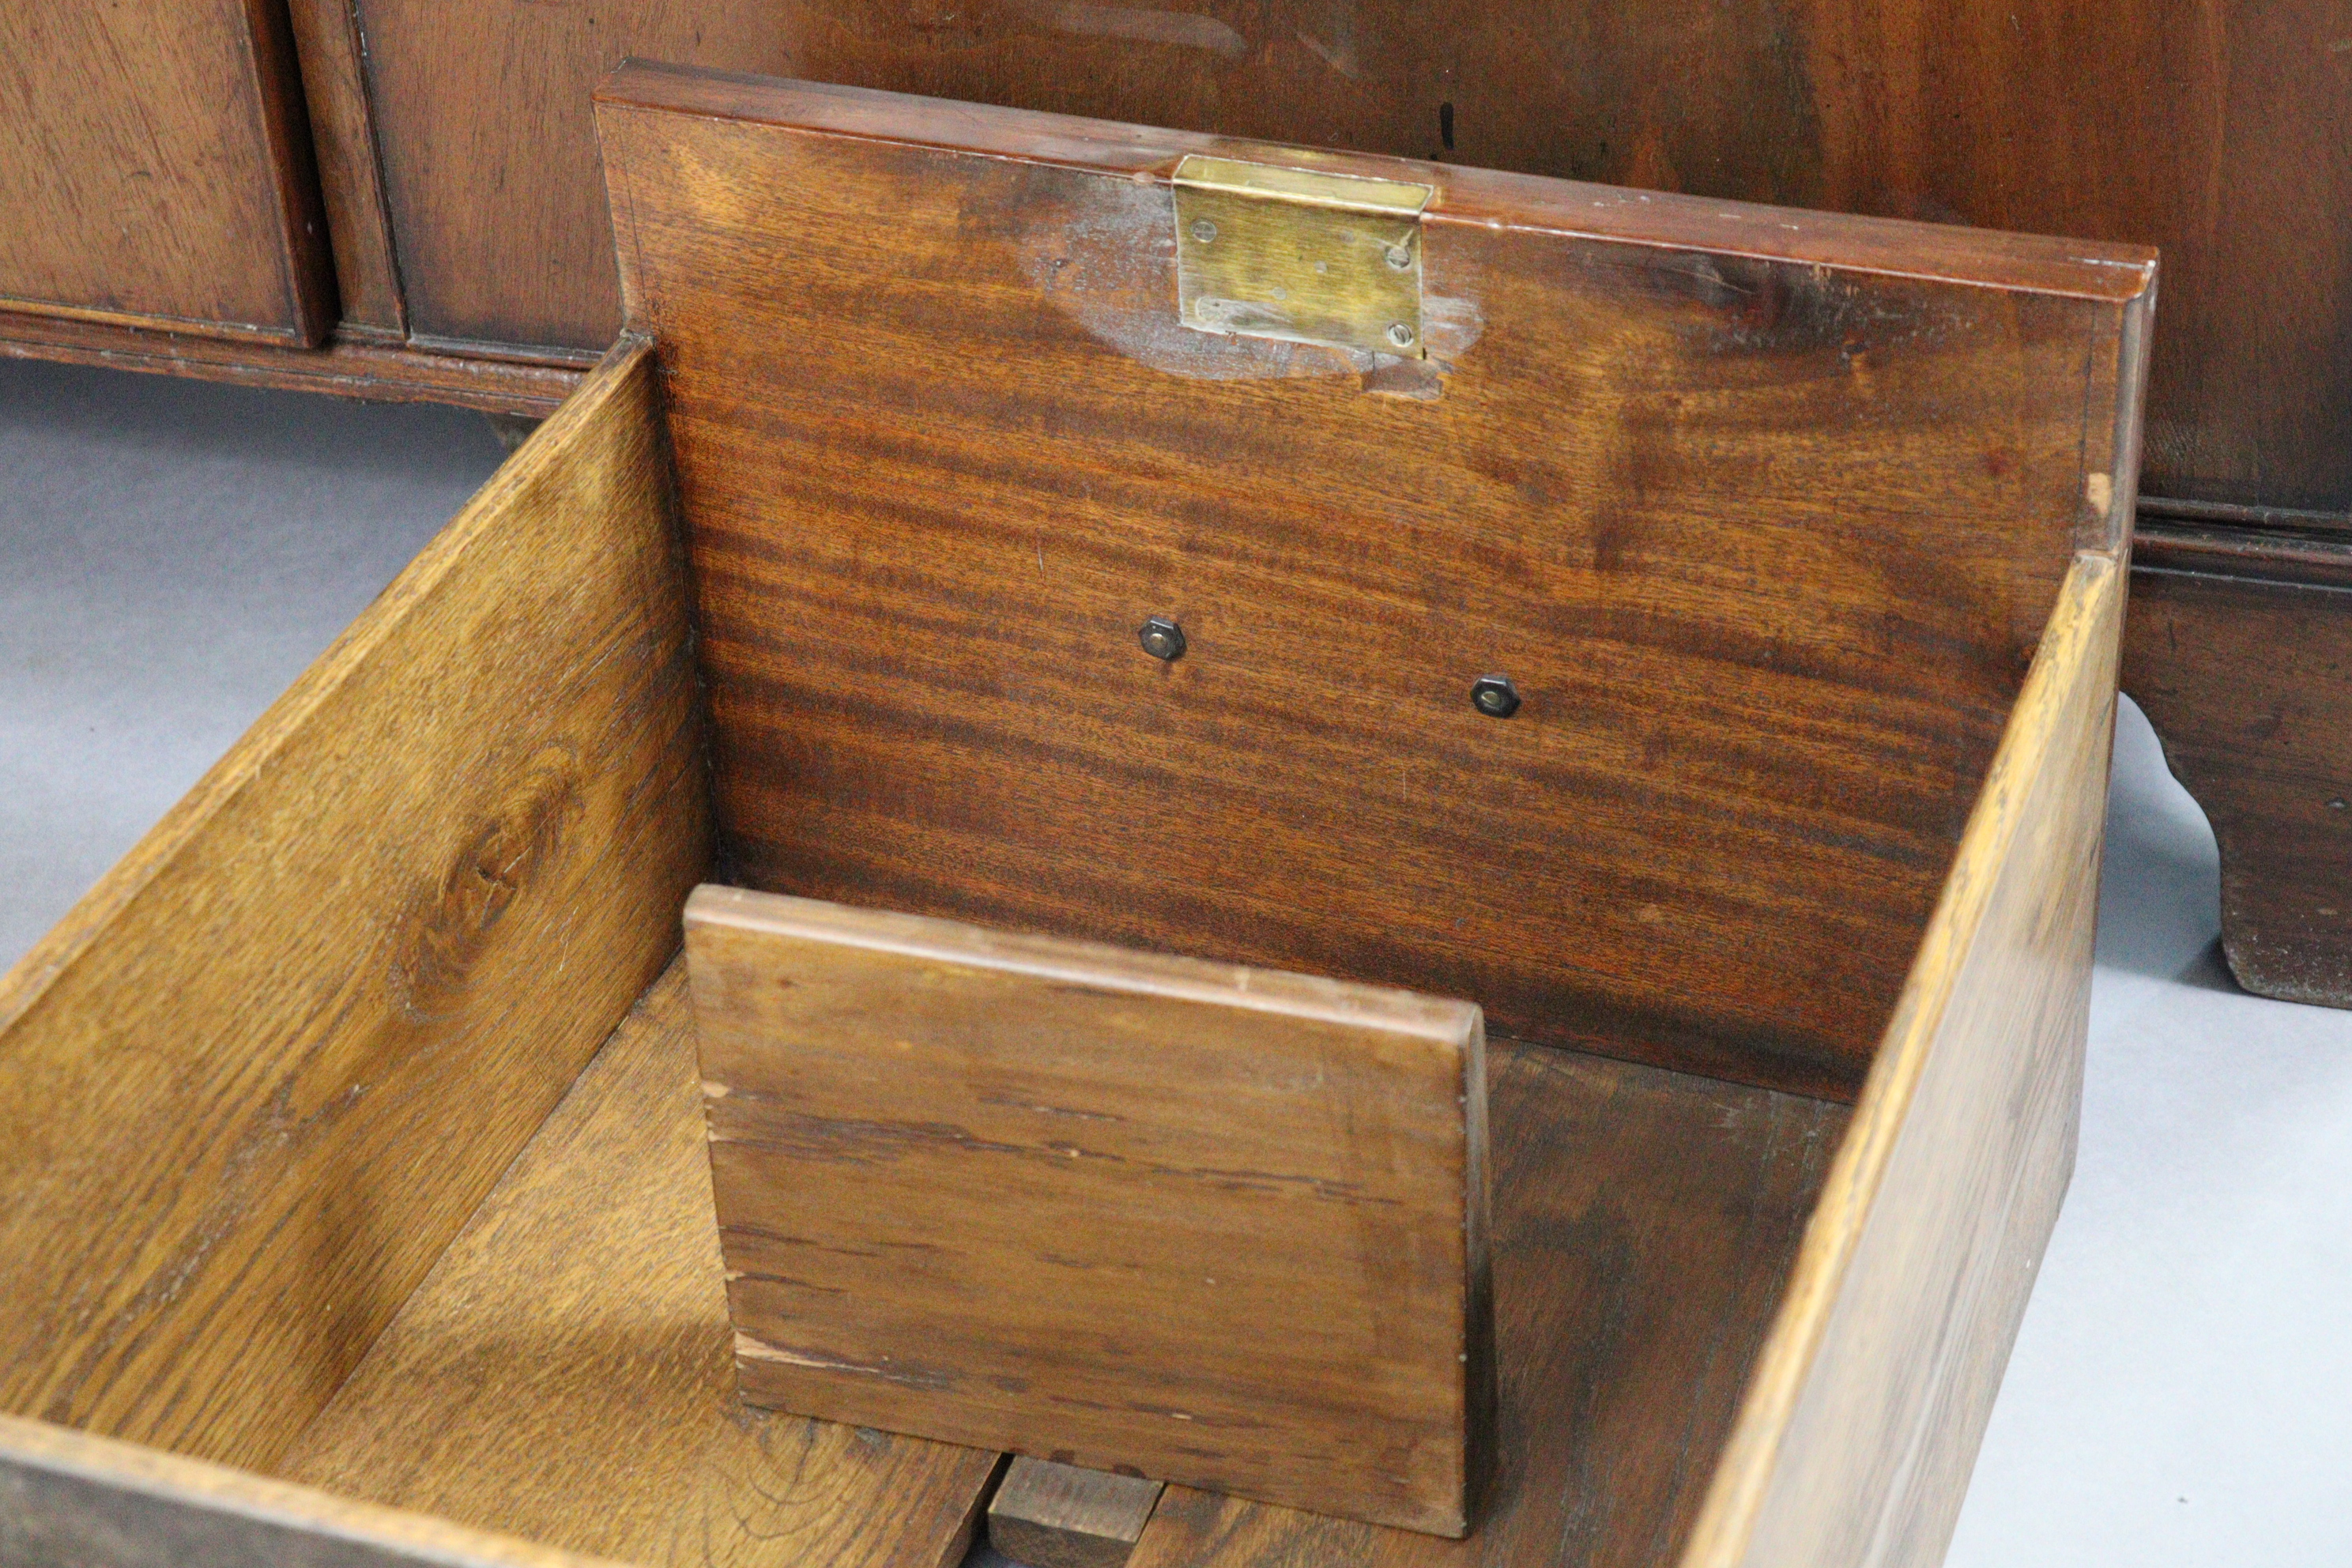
[358,0,2343,514]
[0,0,334,345]
[352,0,793,354]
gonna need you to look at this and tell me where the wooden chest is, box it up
[0,66,2147,1568]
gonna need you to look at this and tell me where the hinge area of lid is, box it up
[1172,156,1434,359]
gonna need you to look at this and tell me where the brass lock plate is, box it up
[1172,156,1434,359]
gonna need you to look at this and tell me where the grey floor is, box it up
[0,358,504,963]
[4,356,2348,1562]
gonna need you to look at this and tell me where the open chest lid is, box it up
[595,62,2152,1099]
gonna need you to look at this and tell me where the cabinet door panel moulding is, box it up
[285,0,408,336]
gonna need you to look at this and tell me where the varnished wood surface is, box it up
[603,66,2154,307]
[0,0,334,343]
[0,1413,624,1568]
[2133,515,2352,592]
[287,0,406,335]
[601,66,2148,1099]
[349,0,801,349]
[686,887,1491,1536]
[2141,496,2352,540]
[0,338,706,1472]
[280,961,1003,1568]
[761,0,2343,514]
[1131,557,2114,1568]
[989,1460,1166,1568]
[1684,553,2121,1568]
[1127,1031,1846,1568]
[266,0,2333,514]
[2117,509,2352,1008]
[0,310,585,417]
[1,0,2319,518]
[2124,564,2352,1007]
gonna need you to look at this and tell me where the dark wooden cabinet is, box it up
[232,2,2352,525]
[9,0,2343,513]
[345,0,797,353]
[2126,544,2352,1004]
[0,0,334,345]
[690,0,2348,521]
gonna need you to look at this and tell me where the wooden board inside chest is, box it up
[682,886,1494,1537]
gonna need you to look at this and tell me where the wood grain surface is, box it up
[2134,509,2352,591]
[600,66,2149,1099]
[4,0,2320,518]
[1131,556,2112,1568]
[1683,552,2121,1568]
[760,0,2343,514]
[989,1460,1166,1568]
[2124,559,2352,1006]
[0,0,334,343]
[0,337,706,1472]
[0,308,586,417]
[685,887,1491,1536]
[279,962,1003,1568]
[1127,1029,1847,1568]
[286,0,406,335]
[348,0,801,349]
[0,1412,624,1568]
[281,0,2332,515]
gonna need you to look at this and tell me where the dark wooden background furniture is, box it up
[0,1,334,345]
[0,1,2342,997]
[2124,546,2352,1004]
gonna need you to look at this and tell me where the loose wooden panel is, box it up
[0,1413,620,1568]
[0,308,584,417]
[1129,1021,1847,1568]
[349,0,804,349]
[279,961,1002,1568]
[1682,552,2121,1568]
[287,0,406,334]
[685,887,1491,1536]
[600,66,2150,1098]
[989,1461,1166,1568]
[0,0,334,343]
[0,337,706,1472]
[2124,553,2352,1006]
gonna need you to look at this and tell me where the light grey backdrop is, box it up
[2,356,2346,1564]
[0,357,503,963]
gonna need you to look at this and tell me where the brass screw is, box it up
[1387,322,1415,348]
[1189,219,1217,243]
